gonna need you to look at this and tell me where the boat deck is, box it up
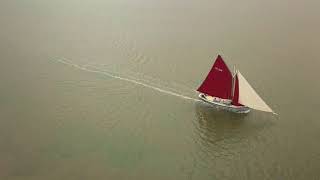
[198,93,250,114]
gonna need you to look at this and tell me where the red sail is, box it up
[197,55,233,99]
[231,73,243,106]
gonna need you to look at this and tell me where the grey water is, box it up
[1,0,320,179]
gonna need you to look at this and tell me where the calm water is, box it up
[1,0,320,179]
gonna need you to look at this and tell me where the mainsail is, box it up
[197,55,233,99]
[236,71,273,113]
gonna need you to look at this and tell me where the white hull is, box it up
[198,93,250,114]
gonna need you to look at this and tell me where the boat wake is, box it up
[53,58,201,102]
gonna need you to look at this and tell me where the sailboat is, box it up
[197,55,275,114]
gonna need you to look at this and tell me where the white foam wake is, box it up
[53,58,201,102]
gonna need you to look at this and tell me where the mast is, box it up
[231,72,242,106]
[231,66,236,99]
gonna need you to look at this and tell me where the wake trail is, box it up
[54,58,201,102]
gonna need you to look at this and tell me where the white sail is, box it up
[237,71,274,113]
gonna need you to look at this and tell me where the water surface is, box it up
[1,0,320,179]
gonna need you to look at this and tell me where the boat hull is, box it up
[198,93,250,114]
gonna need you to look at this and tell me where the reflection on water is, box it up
[190,103,276,179]
[1,0,320,179]
[193,102,273,159]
